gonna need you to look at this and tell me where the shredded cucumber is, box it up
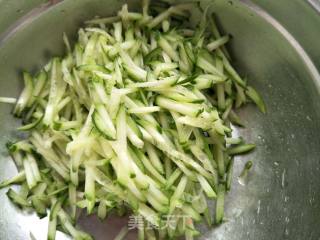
[0,1,265,239]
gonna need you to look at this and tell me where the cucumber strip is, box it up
[47,200,61,240]
[0,171,26,189]
[113,22,123,42]
[85,16,121,25]
[145,142,164,174]
[127,124,144,149]
[144,47,162,64]
[128,106,160,114]
[58,209,91,239]
[197,175,216,198]
[226,137,243,145]
[158,36,179,62]
[190,145,216,176]
[209,15,231,59]
[147,7,172,29]
[176,115,213,130]
[0,97,17,104]
[119,49,147,81]
[234,83,246,108]
[7,188,30,208]
[13,72,34,116]
[227,144,256,155]
[114,226,129,240]
[31,196,47,218]
[90,167,125,197]
[162,19,170,32]
[169,176,188,213]
[164,156,173,179]
[148,183,168,205]
[245,86,266,113]
[196,49,224,77]
[92,105,116,140]
[23,156,36,189]
[154,62,178,76]
[32,182,47,196]
[165,168,182,190]
[128,146,145,173]
[222,98,233,120]
[128,75,178,89]
[226,158,234,191]
[156,96,203,117]
[221,53,246,88]
[157,143,213,181]
[85,166,96,214]
[192,190,208,214]
[215,184,226,224]
[127,179,146,202]
[194,74,225,90]
[30,138,70,180]
[159,91,198,103]
[53,120,81,131]
[138,203,160,227]
[170,111,193,144]
[134,147,166,185]
[146,193,169,213]
[68,183,77,220]
[97,200,107,220]
[214,144,225,177]
[182,204,201,222]
[137,217,145,240]
[43,58,65,127]
[17,115,43,131]
[26,154,41,183]
[207,35,230,51]
[142,0,150,17]
[238,160,253,186]
[108,88,135,119]
[47,186,68,197]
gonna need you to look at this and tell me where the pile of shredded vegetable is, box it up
[0,1,265,239]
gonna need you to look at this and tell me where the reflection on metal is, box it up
[241,0,320,95]
[308,0,320,13]
[0,0,63,46]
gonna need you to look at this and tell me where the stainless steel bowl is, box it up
[0,0,319,239]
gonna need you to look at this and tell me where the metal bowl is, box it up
[0,0,319,239]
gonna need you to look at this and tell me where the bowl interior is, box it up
[0,0,319,239]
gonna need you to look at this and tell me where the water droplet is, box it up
[257,200,261,215]
[274,161,279,166]
[281,169,286,188]
[284,196,289,202]
[306,115,312,121]
[285,228,289,236]
[285,217,290,223]
[238,176,246,186]
[291,134,295,139]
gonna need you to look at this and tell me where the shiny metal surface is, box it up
[0,0,319,239]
